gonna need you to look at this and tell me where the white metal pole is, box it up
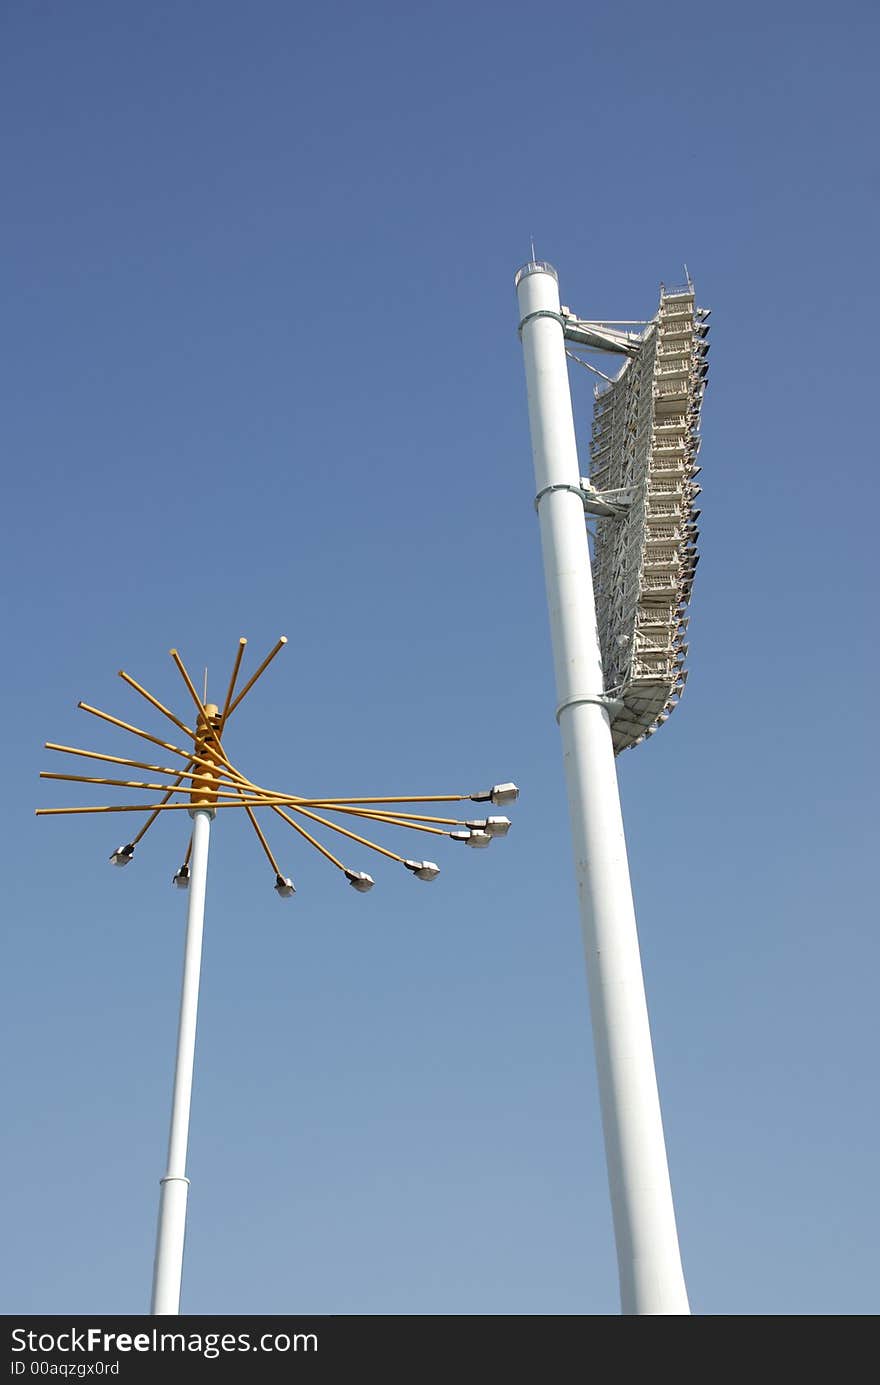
[515,261,690,1315]
[150,806,213,1315]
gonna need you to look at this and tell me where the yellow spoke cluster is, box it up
[37,637,518,896]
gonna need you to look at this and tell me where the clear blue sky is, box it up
[3,0,877,1316]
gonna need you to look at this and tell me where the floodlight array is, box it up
[588,285,709,752]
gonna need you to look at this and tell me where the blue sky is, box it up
[3,0,878,1315]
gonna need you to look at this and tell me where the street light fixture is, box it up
[403,859,440,881]
[37,634,517,1314]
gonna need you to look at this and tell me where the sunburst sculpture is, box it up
[36,635,518,1316]
[36,635,518,894]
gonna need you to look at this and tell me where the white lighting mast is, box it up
[515,259,705,1315]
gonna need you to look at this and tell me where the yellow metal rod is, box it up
[76,704,236,786]
[39,770,266,798]
[133,768,192,845]
[41,771,191,793]
[118,671,194,739]
[44,743,246,790]
[243,802,281,876]
[307,803,451,836]
[269,805,346,872]
[288,794,468,806]
[214,756,283,874]
[36,796,322,816]
[182,833,193,867]
[47,742,199,780]
[169,649,209,718]
[220,638,248,728]
[225,636,287,718]
[310,803,465,827]
[287,804,405,863]
[78,702,198,762]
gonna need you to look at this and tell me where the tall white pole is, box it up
[515,261,690,1315]
[151,805,213,1315]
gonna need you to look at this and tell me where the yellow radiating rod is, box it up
[306,804,453,836]
[78,702,201,762]
[310,803,468,828]
[203,754,437,842]
[242,800,281,876]
[289,794,469,806]
[76,704,240,786]
[44,743,246,790]
[37,796,325,816]
[225,637,287,718]
[169,648,209,718]
[215,756,284,874]
[133,767,193,846]
[182,834,193,867]
[118,671,194,740]
[220,638,248,728]
[39,771,269,799]
[270,805,346,872]
[286,803,405,863]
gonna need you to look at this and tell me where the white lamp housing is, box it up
[466,830,491,848]
[485,815,511,837]
[109,843,135,867]
[171,865,190,890]
[404,859,440,882]
[490,783,519,805]
[345,869,374,893]
[274,875,296,899]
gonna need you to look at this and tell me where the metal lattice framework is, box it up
[36,636,518,893]
[586,284,710,752]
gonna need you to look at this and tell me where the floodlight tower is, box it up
[37,636,518,1314]
[515,260,706,1315]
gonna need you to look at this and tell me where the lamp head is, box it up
[171,864,190,890]
[109,843,135,867]
[465,829,491,848]
[404,859,440,882]
[485,815,511,838]
[452,829,491,848]
[490,783,519,806]
[274,874,296,899]
[345,869,374,893]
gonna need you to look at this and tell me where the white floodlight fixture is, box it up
[466,816,511,837]
[582,281,710,753]
[468,782,519,806]
[345,869,374,893]
[171,864,190,890]
[466,830,492,848]
[274,874,296,899]
[404,859,440,882]
[485,815,511,837]
[110,843,135,867]
[449,829,492,846]
[490,782,519,805]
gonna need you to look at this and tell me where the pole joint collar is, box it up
[159,1176,191,1187]
[535,481,634,517]
[534,482,585,512]
[555,693,625,724]
[518,308,565,338]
